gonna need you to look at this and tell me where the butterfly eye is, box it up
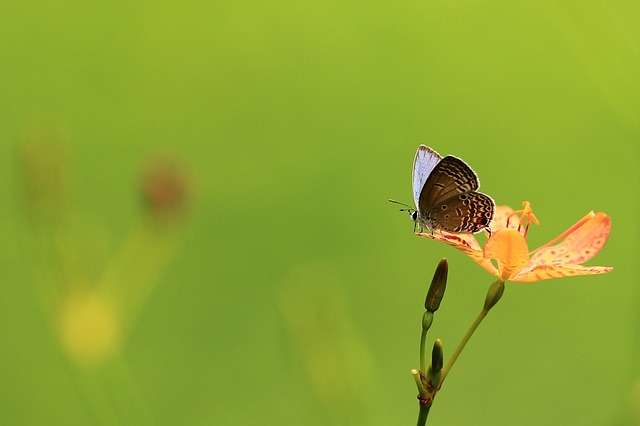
[411,211,418,221]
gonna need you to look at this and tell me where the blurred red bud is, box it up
[140,156,191,224]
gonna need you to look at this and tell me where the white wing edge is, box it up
[412,145,443,208]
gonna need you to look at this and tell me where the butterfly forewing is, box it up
[412,145,443,209]
[418,156,481,215]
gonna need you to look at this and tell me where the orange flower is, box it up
[417,202,612,283]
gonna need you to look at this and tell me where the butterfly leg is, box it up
[413,222,421,233]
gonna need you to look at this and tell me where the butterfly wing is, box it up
[412,145,443,209]
[430,191,495,233]
[418,155,482,214]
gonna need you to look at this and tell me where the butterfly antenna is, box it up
[388,199,414,211]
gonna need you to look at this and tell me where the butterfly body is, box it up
[409,145,495,234]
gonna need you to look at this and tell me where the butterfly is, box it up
[390,145,495,234]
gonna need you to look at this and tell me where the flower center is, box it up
[505,201,539,238]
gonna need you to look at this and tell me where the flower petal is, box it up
[490,206,516,233]
[416,231,481,253]
[483,229,530,281]
[530,212,611,266]
[416,231,498,276]
[511,264,614,283]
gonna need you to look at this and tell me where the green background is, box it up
[1,1,638,425]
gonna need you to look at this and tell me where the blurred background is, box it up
[1,1,638,425]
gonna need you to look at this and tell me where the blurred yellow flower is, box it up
[57,291,121,367]
[417,202,612,283]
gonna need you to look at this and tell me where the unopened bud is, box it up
[425,258,448,312]
[422,311,434,332]
[431,338,443,373]
[483,280,505,312]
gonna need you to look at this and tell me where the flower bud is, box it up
[422,311,434,332]
[483,280,505,312]
[425,258,448,312]
[431,338,443,373]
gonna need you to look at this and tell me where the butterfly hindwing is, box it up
[430,191,495,233]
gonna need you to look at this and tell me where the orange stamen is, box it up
[505,201,539,237]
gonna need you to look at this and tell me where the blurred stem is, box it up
[71,360,155,426]
[109,358,156,426]
[98,220,178,336]
[71,368,120,426]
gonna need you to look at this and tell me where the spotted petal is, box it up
[512,212,613,282]
[417,231,497,276]
[490,205,517,233]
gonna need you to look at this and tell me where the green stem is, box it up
[440,308,488,381]
[420,326,428,374]
[417,404,430,426]
[419,311,434,375]
[411,369,426,396]
[440,280,505,382]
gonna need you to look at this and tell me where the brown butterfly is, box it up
[391,145,495,234]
